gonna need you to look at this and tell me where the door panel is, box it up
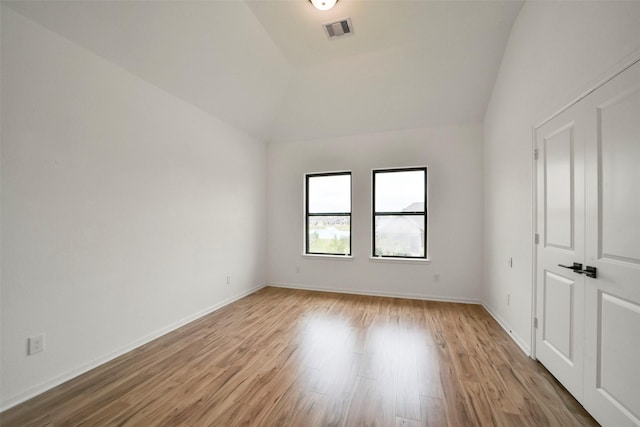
[597,292,640,422]
[583,60,640,426]
[542,270,575,362]
[536,111,585,400]
[599,86,640,264]
[544,124,575,250]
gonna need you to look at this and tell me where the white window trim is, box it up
[369,255,431,264]
[302,253,355,260]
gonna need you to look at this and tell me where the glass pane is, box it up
[375,170,425,212]
[374,215,425,257]
[308,216,351,255]
[308,174,351,213]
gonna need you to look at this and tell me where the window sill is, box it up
[369,256,431,264]
[302,253,354,261]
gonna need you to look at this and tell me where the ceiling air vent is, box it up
[323,18,354,40]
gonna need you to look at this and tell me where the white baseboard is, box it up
[0,284,265,412]
[482,303,531,356]
[268,282,481,305]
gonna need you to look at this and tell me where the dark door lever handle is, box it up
[558,263,597,278]
[558,262,583,271]
[578,266,597,278]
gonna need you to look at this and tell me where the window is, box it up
[372,167,427,258]
[305,172,352,256]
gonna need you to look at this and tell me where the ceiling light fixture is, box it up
[309,0,338,11]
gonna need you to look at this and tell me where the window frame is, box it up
[305,171,352,257]
[372,166,428,259]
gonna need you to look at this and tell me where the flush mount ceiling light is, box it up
[309,0,338,11]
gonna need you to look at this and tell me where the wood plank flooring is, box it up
[0,287,598,426]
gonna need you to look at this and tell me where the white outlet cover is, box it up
[28,334,44,355]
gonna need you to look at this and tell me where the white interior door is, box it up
[583,60,640,427]
[535,107,586,401]
[536,59,640,427]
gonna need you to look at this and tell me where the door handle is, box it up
[558,263,597,278]
[578,265,597,278]
[558,262,583,271]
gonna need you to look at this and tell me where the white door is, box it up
[582,60,640,426]
[535,106,586,401]
[536,59,640,427]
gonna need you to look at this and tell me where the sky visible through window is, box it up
[375,170,424,212]
[308,174,351,213]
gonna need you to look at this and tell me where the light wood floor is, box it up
[1,286,597,426]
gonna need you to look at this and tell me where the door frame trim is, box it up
[530,53,640,359]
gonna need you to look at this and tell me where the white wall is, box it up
[0,7,266,409]
[483,1,640,353]
[5,1,293,140]
[267,123,483,302]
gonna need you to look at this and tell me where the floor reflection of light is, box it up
[295,312,435,397]
[296,314,357,392]
[367,322,432,401]
[299,315,355,369]
[369,323,429,362]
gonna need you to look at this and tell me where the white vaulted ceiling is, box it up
[5,0,523,142]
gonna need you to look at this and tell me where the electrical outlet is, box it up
[28,334,45,355]
[507,294,511,305]
[508,257,513,268]
[226,275,231,285]
[434,273,440,282]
